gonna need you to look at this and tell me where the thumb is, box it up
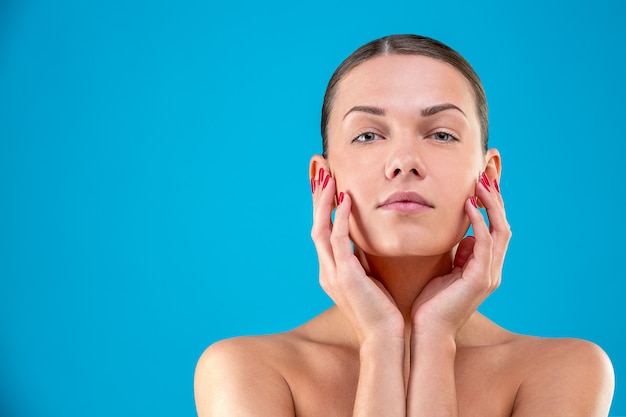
[454,236,476,269]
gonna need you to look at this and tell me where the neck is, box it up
[354,247,454,322]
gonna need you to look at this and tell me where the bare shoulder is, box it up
[194,309,358,417]
[194,334,298,417]
[510,335,614,416]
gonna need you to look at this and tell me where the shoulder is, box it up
[194,335,298,417]
[193,309,354,417]
[511,336,614,416]
[517,337,614,388]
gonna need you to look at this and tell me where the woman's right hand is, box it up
[310,169,405,345]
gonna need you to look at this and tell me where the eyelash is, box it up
[352,130,459,144]
[429,130,459,142]
[352,131,383,143]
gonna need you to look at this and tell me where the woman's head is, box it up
[321,34,488,158]
[311,35,500,258]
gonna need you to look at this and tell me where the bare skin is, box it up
[196,310,612,416]
[194,54,614,416]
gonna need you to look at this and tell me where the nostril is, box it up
[410,168,419,175]
[394,168,401,176]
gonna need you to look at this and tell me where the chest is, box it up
[285,345,522,417]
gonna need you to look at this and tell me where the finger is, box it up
[311,168,329,211]
[475,173,505,229]
[327,192,392,304]
[329,191,355,266]
[475,173,511,263]
[453,236,476,269]
[464,196,493,285]
[311,173,338,270]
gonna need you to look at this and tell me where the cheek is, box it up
[331,157,376,198]
[434,164,479,232]
[436,161,478,201]
[336,175,373,234]
[332,168,379,245]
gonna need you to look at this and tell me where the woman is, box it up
[194,34,614,416]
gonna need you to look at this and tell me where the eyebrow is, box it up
[343,103,466,120]
[343,105,385,120]
[421,103,466,117]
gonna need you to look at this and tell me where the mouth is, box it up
[378,191,434,213]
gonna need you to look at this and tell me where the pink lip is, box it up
[378,191,434,213]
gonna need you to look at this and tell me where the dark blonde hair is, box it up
[321,34,488,157]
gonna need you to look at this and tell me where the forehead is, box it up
[332,54,477,121]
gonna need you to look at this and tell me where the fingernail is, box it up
[322,175,330,190]
[319,168,325,184]
[470,196,478,208]
[493,178,500,193]
[310,178,316,193]
[338,192,344,205]
[480,172,491,191]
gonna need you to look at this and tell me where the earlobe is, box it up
[309,154,329,180]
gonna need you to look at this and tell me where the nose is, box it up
[384,137,425,179]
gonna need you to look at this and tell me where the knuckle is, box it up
[469,280,490,298]
[493,276,502,289]
[318,277,330,292]
[318,272,335,291]
[477,277,492,293]
[489,273,501,287]
[310,227,322,241]
[488,279,501,294]
[329,232,343,246]
[499,220,512,237]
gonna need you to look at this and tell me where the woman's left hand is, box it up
[411,173,512,338]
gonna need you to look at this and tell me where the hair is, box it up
[320,34,489,157]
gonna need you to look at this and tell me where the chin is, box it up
[353,235,464,258]
[350,221,470,259]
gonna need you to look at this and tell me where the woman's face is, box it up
[322,54,498,257]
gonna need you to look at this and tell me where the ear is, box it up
[309,154,329,181]
[483,148,502,183]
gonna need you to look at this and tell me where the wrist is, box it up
[359,334,405,358]
[411,313,460,341]
[356,314,406,346]
[410,325,457,352]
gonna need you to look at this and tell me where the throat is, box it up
[355,250,454,320]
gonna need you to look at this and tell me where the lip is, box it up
[378,191,434,213]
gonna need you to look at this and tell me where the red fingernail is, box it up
[338,192,344,205]
[470,196,478,208]
[493,178,500,193]
[480,172,491,191]
[319,168,325,184]
[310,178,316,193]
[322,175,330,190]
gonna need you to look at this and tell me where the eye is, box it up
[352,131,382,143]
[429,131,459,142]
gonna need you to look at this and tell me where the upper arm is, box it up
[512,339,614,417]
[194,338,295,417]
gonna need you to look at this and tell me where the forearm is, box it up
[353,337,406,417]
[407,333,458,417]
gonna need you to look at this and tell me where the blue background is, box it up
[1,0,624,415]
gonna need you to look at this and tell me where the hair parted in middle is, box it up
[320,34,489,157]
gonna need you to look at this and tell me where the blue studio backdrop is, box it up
[1,0,624,416]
